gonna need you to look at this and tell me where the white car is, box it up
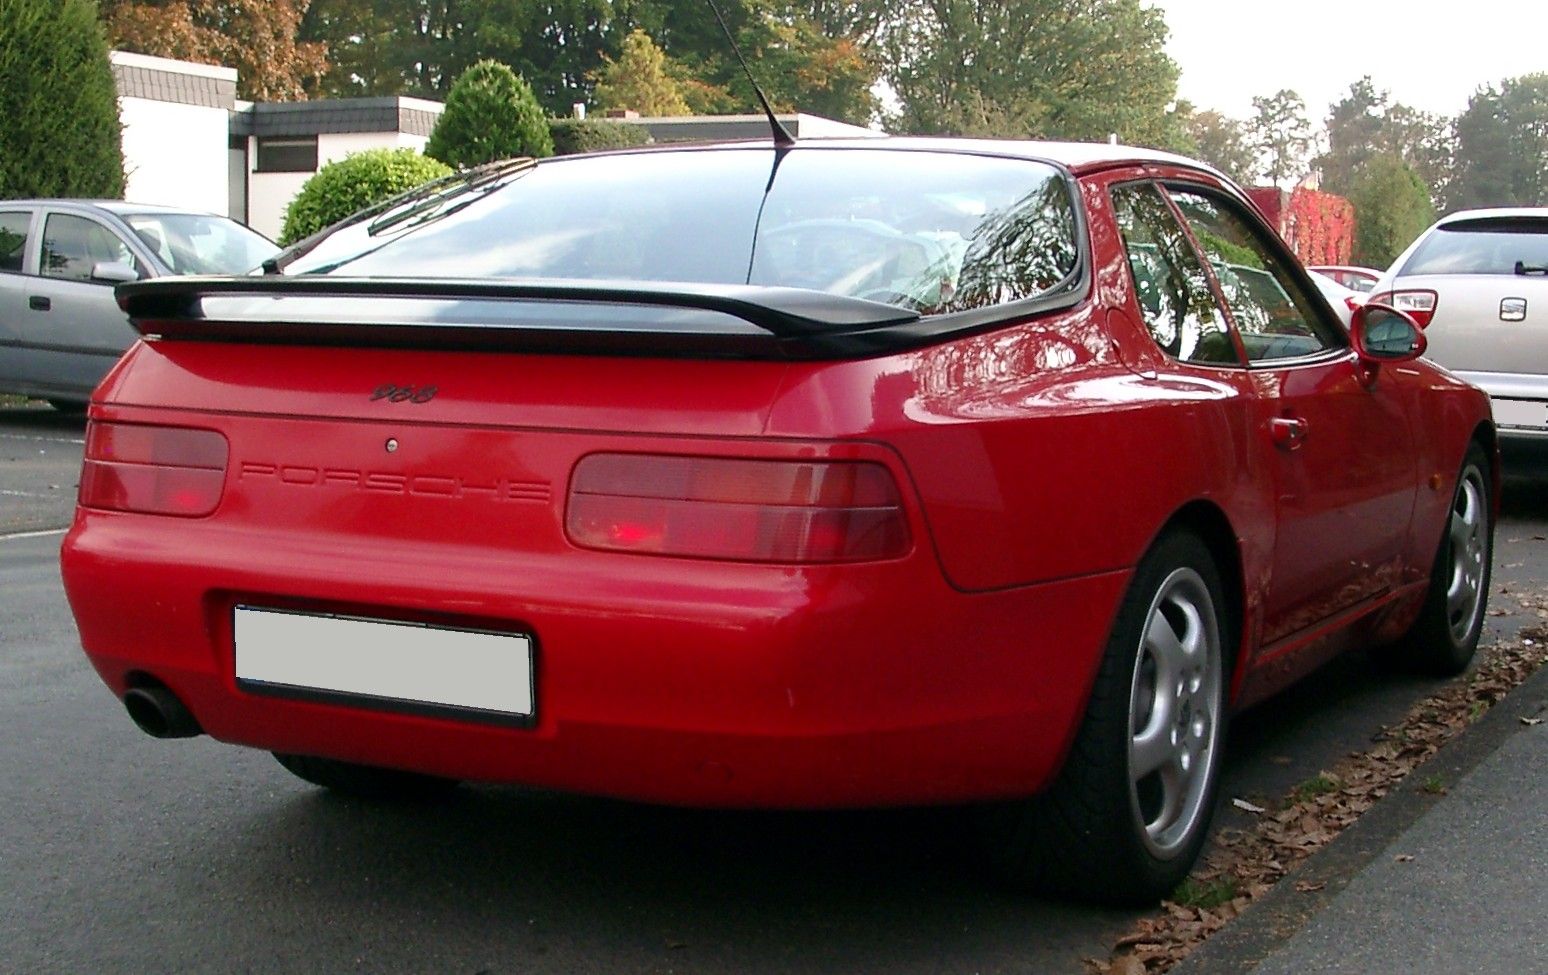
[1371,208,1548,444]
[1308,269,1365,327]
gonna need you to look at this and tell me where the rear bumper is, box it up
[1455,370,1548,441]
[62,510,1130,808]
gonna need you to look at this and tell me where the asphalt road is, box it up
[2,401,1545,974]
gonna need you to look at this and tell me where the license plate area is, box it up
[1492,398,1548,430]
[234,606,535,727]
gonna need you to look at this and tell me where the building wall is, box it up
[112,51,237,217]
[119,96,231,215]
[246,130,431,242]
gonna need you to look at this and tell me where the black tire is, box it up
[977,531,1231,906]
[46,399,87,415]
[273,752,460,800]
[1382,442,1493,676]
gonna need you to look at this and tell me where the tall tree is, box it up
[1316,77,1452,205]
[1248,89,1311,188]
[593,29,690,115]
[1347,153,1434,267]
[1183,108,1256,184]
[884,0,1179,145]
[1450,74,1548,209]
[0,0,125,199]
[104,0,327,100]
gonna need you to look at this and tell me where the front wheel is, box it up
[978,531,1229,905]
[1384,443,1493,676]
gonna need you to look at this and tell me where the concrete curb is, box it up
[1171,646,1548,974]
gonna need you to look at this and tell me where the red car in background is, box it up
[60,140,1495,905]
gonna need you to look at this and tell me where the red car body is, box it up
[61,142,1493,838]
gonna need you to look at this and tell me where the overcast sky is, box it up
[1154,0,1547,123]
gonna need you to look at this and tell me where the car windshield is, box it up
[281,147,1080,315]
[1402,217,1548,276]
[123,213,280,275]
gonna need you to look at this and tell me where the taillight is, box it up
[1369,289,1437,328]
[567,454,911,563]
[79,422,229,517]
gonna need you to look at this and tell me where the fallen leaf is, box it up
[1522,717,1543,727]
[1394,854,1415,863]
[1293,880,1327,892]
[1232,798,1267,814]
[1110,955,1147,975]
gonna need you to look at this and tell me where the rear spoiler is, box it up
[116,276,927,360]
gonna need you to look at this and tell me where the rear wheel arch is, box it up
[1157,501,1247,689]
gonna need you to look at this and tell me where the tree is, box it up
[279,148,450,245]
[1347,153,1434,268]
[426,60,553,169]
[1316,77,1453,206]
[593,29,690,116]
[884,0,1179,145]
[1184,108,1256,184]
[0,0,125,199]
[104,0,327,101]
[1248,89,1311,188]
[1450,74,1548,209]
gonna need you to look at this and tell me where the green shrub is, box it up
[548,118,652,156]
[0,0,125,199]
[426,60,553,169]
[279,148,452,246]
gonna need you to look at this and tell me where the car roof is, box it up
[0,199,221,217]
[591,136,1225,179]
[1435,207,1548,226]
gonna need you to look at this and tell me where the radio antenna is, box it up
[704,0,795,148]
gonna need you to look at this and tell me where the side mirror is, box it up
[91,261,140,284]
[1351,303,1426,364]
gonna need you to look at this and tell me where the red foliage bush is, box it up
[1243,186,1355,266]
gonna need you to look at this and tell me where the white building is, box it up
[110,51,443,241]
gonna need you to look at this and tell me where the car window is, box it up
[1167,189,1342,363]
[282,148,1081,316]
[1109,182,1238,365]
[40,214,137,283]
[122,213,279,275]
[1401,217,1548,276]
[0,212,29,273]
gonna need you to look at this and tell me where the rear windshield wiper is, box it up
[1515,261,1548,276]
[262,157,537,275]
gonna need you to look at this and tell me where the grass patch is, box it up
[1170,876,1240,910]
[1421,774,1448,796]
[0,394,29,407]
[1291,773,1340,803]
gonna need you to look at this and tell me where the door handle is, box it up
[28,295,50,311]
[1270,416,1309,450]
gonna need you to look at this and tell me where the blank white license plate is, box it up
[234,606,534,723]
[1492,398,1548,430]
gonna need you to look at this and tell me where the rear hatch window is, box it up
[1402,217,1548,276]
[281,147,1079,317]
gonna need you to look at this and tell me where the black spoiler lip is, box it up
[115,276,925,360]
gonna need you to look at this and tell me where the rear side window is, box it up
[1109,183,1237,364]
[1402,218,1548,276]
[0,212,28,272]
[40,214,136,283]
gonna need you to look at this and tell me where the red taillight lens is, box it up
[1369,290,1437,328]
[567,455,911,563]
[79,422,229,517]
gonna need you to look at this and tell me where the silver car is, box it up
[1372,207,1548,443]
[0,200,278,410]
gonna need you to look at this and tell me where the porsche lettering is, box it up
[237,462,550,503]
